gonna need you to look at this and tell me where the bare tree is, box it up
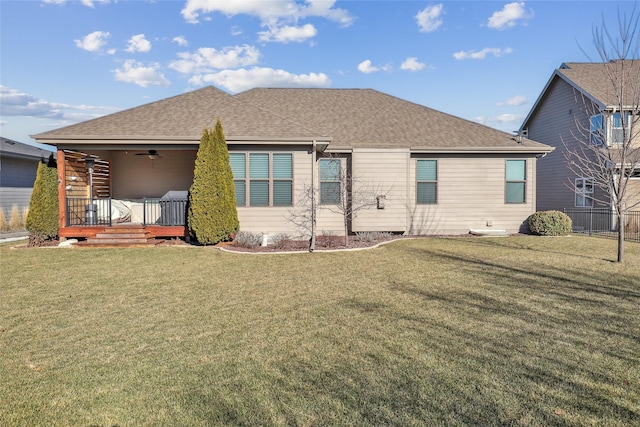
[288,154,389,249]
[566,9,640,262]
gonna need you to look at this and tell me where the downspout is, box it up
[309,140,317,252]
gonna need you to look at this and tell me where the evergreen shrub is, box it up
[187,119,239,245]
[26,155,59,243]
[528,210,572,236]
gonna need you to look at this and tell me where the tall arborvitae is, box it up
[187,119,239,245]
[26,154,59,244]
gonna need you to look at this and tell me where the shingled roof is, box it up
[32,86,551,153]
[556,60,640,107]
[1,137,53,160]
[236,88,549,151]
[31,86,324,143]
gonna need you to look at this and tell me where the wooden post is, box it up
[57,149,67,234]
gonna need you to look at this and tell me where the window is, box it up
[611,112,629,144]
[229,153,246,206]
[505,160,526,203]
[229,152,293,207]
[575,178,594,207]
[590,114,603,145]
[320,158,341,204]
[416,159,437,204]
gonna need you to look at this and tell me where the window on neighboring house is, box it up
[416,159,437,204]
[575,178,594,207]
[229,152,293,207]
[319,158,341,204]
[590,114,604,145]
[611,112,629,144]
[505,160,526,203]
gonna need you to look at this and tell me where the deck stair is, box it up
[74,224,163,248]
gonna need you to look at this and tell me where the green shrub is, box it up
[528,210,572,236]
[187,119,239,245]
[26,156,59,244]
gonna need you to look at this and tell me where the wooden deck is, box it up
[60,223,187,240]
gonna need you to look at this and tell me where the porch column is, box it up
[57,149,67,233]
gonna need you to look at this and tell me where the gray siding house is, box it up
[521,61,640,212]
[31,86,553,240]
[0,137,54,217]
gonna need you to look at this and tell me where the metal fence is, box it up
[66,197,188,227]
[564,208,640,243]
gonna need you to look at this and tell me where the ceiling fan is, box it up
[135,149,162,160]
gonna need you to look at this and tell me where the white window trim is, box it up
[574,177,594,208]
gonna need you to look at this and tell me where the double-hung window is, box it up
[505,160,526,203]
[416,159,437,204]
[319,158,341,204]
[611,112,629,145]
[590,114,604,145]
[229,152,293,207]
[575,178,594,207]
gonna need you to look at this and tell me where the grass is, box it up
[1,236,638,426]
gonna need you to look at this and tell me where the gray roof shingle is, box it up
[1,137,54,160]
[557,60,640,107]
[32,86,551,152]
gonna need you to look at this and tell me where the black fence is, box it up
[564,209,640,243]
[66,197,188,227]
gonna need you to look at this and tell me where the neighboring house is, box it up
[31,86,552,240]
[0,137,54,218]
[520,61,640,212]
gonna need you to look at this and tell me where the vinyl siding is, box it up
[0,188,33,217]
[408,154,538,235]
[350,148,408,232]
[527,77,609,211]
[1,156,39,187]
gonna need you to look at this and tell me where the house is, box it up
[0,137,54,218]
[520,61,640,213]
[31,86,553,241]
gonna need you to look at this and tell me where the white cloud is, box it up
[400,57,426,71]
[475,113,524,129]
[416,4,443,33]
[487,2,531,30]
[44,0,111,6]
[357,60,377,74]
[169,45,261,74]
[0,85,118,121]
[74,31,112,53]
[453,47,513,60]
[189,67,331,93]
[172,36,188,47]
[498,95,527,106]
[181,0,353,26]
[258,23,317,43]
[357,59,391,74]
[113,60,170,87]
[81,0,111,7]
[125,34,152,53]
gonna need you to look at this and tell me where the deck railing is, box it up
[66,197,188,227]
[564,208,640,243]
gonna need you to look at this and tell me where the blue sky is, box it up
[1,1,637,147]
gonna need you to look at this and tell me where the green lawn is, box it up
[1,236,638,426]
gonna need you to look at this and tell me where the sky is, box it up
[1,0,638,148]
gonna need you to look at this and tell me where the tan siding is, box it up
[350,148,408,232]
[408,154,538,235]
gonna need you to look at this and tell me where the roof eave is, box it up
[410,145,555,154]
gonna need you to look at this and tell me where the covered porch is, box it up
[57,148,196,240]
